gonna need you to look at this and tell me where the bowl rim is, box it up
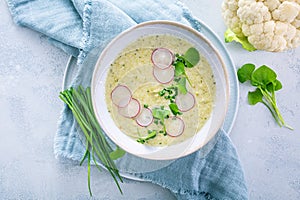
[91,20,230,160]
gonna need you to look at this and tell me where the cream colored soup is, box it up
[105,34,215,146]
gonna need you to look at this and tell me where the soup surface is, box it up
[105,34,215,146]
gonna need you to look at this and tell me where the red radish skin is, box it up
[165,117,185,137]
[118,98,141,118]
[151,48,174,70]
[153,65,175,84]
[135,108,153,127]
[111,85,132,108]
[175,91,196,112]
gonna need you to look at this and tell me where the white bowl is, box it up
[91,21,229,160]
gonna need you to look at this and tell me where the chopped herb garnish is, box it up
[144,104,149,108]
[169,103,182,116]
[137,130,157,144]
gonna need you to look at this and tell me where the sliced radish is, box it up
[151,48,174,69]
[175,91,196,112]
[118,98,141,118]
[135,108,153,127]
[153,66,174,84]
[111,85,132,108]
[165,117,185,137]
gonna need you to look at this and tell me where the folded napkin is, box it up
[6,0,248,199]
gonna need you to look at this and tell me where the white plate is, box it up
[63,19,238,179]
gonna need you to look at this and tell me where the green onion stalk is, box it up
[59,86,124,196]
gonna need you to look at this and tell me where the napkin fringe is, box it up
[78,0,92,64]
[176,1,202,32]
[5,0,20,25]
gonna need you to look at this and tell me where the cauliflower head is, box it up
[222,0,300,51]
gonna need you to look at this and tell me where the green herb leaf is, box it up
[175,61,185,77]
[137,130,157,144]
[224,28,256,52]
[176,77,187,94]
[183,47,200,67]
[237,63,255,83]
[152,107,170,121]
[248,89,263,105]
[251,65,277,87]
[109,146,126,160]
[169,103,182,116]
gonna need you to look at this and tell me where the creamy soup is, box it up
[105,34,215,146]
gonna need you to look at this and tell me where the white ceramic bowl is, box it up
[91,21,229,160]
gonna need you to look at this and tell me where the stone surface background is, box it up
[1,0,300,199]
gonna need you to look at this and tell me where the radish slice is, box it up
[111,85,132,108]
[175,92,196,112]
[151,48,174,69]
[118,98,141,118]
[135,108,153,127]
[165,117,185,137]
[153,66,174,84]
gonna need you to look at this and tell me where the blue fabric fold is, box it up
[5,0,248,199]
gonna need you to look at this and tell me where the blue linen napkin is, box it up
[6,0,248,199]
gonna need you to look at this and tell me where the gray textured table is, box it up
[1,0,300,199]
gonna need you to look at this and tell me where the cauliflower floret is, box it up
[237,1,271,24]
[222,0,300,52]
[258,0,281,11]
[222,0,244,37]
[272,1,300,23]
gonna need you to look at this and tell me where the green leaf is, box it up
[152,107,170,121]
[175,61,185,77]
[237,63,255,83]
[274,79,282,91]
[137,130,157,144]
[224,28,256,52]
[169,103,182,116]
[176,77,187,94]
[248,89,263,105]
[109,146,126,160]
[251,65,277,87]
[266,79,283,93]
[183,47,200,67]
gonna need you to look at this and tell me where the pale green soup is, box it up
[105,34,215,146]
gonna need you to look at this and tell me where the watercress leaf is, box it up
[266,79,283,93]
[169,103,181,116]
[237,63,255,83]
[183,47,200,68]
[175,61,185,77]
[248,88,263,105]
[152,108,160,119]
[274,79,282,91]
[109,146,126,160]
[152,107,170,121]
[177,77,187,94]
[251,65,277,87]
[266,82,274,93]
